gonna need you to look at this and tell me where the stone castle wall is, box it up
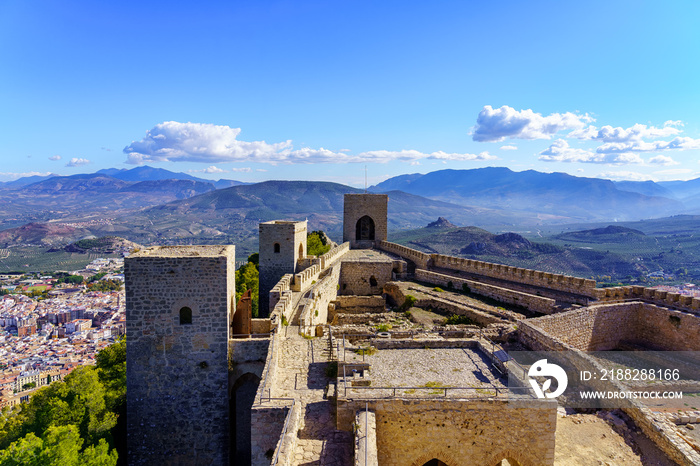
[343,194,388,248]
[596,285,700,314]
[415,269,556,315]
[377,241,431,269]
[337,398,556,466]
[519,302,700,352]
[299,261,341,330]
[125,245,235,466]
[340,261,393,296]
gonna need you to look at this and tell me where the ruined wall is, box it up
[259,220,307,316]
[516,310,700,466]
[336,399,556,466]
[519,302,700,352]
[340,261,393,296]
[332,296,385,313]
[415,269,556,315]
[343,194,388,249]
[125,245,235,466]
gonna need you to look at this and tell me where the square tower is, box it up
[125,245,235,466]
[258,220,307,316]
[343,193,388,249]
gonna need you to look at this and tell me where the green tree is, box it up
[307,231,331,256]
[235,254,259,317]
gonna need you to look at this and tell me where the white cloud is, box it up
[48,155,61,161]
[356,150,497,162]
[539,139,643,164]
[648,155,679,166]
[596,136,700,154]
[471,105,593,142]
[124,121,293,164]
[66,158,91,167]
[124,121,498,165]
[573,123,682,143]
[500,145,518,151]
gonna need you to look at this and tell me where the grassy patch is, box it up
[354,346,378,356]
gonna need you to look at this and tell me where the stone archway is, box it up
[298,242,304,260]
[422,460,448,466]
[355,215,375,241]
[230,372,261,465]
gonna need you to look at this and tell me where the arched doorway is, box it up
[355,215,375,241]
[422,460,448,466]
[230,372,260,465]
[298,243,304,260]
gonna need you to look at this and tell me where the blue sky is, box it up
[1,0,699,187]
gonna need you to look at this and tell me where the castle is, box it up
[126,193,700,465]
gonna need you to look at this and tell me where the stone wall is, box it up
[343,194,388,248]
[336,398,556,466]
[331,296,386,316]
[250,403,290,466]
[430,253,598,299]
[415,269,556,315]
[269,401,302,466]
[377,241,431,269]
[340,261,393,296]
[292,263,321,292]
[596,285,700,313]
[519,302,700,352]
[319,242,350,269]
[259,220,307,316]
[299,262,341,330]
[125,245,235,466]
[517,310,700,465]
[354,409,378,466]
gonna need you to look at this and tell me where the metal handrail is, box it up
[342,384,533,398]
[268,397,296,466]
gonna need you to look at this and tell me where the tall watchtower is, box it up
[258,220,307,316]
[343,193,388,249]
[125,245,235,466]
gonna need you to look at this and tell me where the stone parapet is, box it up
[430,253,597,298]
[292,264,321,292]
[415,269,556,315]
[377,241,431,269]
[319,242,351,269]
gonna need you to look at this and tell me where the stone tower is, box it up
[125,245,235,466]
[258,220,307,316]
[343,193,388,249]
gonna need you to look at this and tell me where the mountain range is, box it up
[3,166,700,257]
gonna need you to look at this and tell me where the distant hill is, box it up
[390,223,641,280]
[60,236,142,254]
[0,222,93,247]
[121,179,215,199]
[97,165,250,187]
[370,168,685,221]
[556,225,646,243]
